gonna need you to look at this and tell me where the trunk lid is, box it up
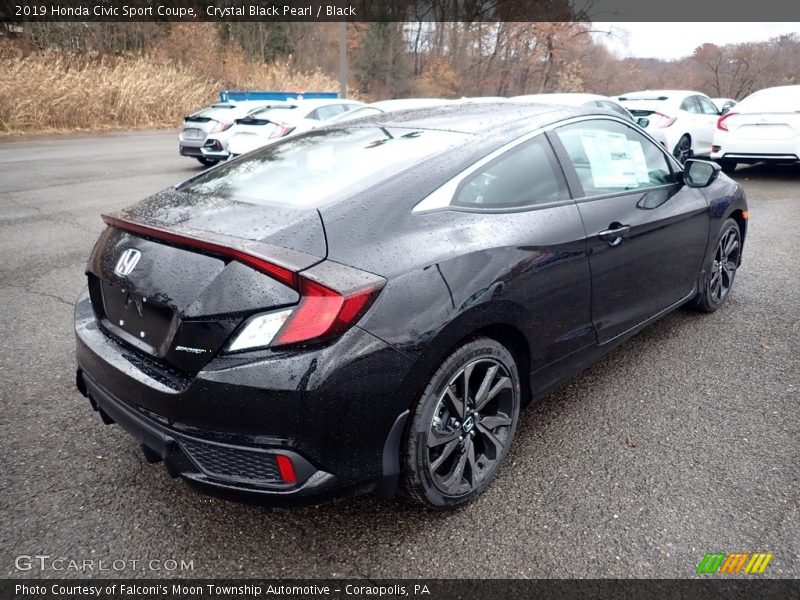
[725,112,800,141]
[86,190,326,374]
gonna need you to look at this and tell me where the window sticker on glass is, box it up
[578,130,638,188]
[627,140,651,184]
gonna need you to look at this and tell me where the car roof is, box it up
[511,93,612,105]
[369,98,454,110]
[618,90,708,100]
[331,101,597,136]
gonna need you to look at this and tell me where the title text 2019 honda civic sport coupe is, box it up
[75,103,748,509]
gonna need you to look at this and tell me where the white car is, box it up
[221,99,363,158]
[510,93,668,148]
[617,90,721,162]
[179,101,273,166]
[711,85,800,172]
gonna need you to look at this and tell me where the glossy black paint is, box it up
[75,103,748,504]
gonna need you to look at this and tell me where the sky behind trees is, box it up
[596,22,800,60]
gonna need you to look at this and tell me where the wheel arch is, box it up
[729,208,747,249]
[380,311,533,499]
[398,305,534,415]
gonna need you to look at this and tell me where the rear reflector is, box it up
[275,455,297,484]
[742,210,750,220]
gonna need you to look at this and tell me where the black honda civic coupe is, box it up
[75,102,747,509]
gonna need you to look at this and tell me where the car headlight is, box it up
[226,309,293,352]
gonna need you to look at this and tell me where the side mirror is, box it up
[720,106,730,115]
[637,117,650,128]
[684,159,721,188]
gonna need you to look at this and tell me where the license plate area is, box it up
[100,281,176,355]
[183,128,205,140]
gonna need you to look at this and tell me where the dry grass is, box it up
[0,41,339,135]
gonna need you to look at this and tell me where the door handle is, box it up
[598,223,631,246]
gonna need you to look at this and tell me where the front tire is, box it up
[196,157,219,167]
[401,338,521,509]
[689,218,741,313]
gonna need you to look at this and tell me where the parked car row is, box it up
[180,85,800,174]
[180,97,365,165]
[616,86,800,172]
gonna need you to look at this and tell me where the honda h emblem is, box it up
[114,248,141,277]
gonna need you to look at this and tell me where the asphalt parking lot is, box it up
[0,131,798,579]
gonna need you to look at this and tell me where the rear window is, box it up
[180,126,471,207]
[737,88,800,112]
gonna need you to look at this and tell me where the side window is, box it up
[680,96,701,113]
[452,135,569,209]
[553,119,675,198]
[310,104,347,121]
[697,96,720,115]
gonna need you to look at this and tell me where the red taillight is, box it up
[212,121,233,133]
[272,279,382,346]
[269,124,294,138]
[652,112,676,128]
[275,455,297,484]
[717,111,738,131]
[101,215,296,288]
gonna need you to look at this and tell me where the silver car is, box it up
[179,101,273,166]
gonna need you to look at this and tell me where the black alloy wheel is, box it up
[402,338,521,509]
[690,218,742,313]
[673,134,692,164]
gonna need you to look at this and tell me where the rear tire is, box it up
[717,159,738,174]
[401,338,521,509]
[688,218,741,313]
[673,134,692,164]
[196,157,219,167]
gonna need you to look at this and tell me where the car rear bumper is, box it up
[74,290,415,505]
[200,146,231,160]
[712,138,800,163]
[77,368,342,504]
[179,144,205,157]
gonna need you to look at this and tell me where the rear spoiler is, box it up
[101,212,322,288]
[619,96,669,101]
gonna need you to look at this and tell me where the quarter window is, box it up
[451,135,569,209]
[553,119,675,198]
